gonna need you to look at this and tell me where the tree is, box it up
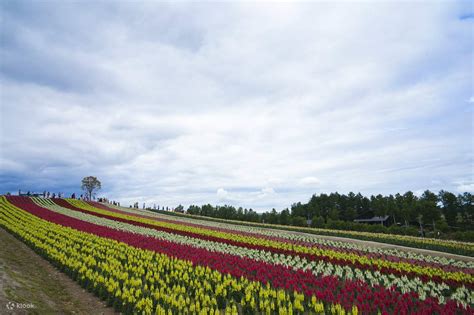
[279,208,290,225]
[401,191,417,227]
[267,208,279,224]
[81,176,101,200]
[345,207,357,221]
[237,207,244,220]
[187,205,201,215]
[438,190,459,227]
[458,192,474,229]
[291,216,307,227]
[308,195,322,218]
[328,208,339,221]
[311,215,325,228]
[418,190,441,232]
[291,202,304,217]
[371,194,387,217]
[201,204,214,216]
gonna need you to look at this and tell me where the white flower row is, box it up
[36,198,472,306]
[106,202,473,269]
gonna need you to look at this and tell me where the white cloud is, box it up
[455,183,474,193]
[1,1,472,210]
[257,187,276,199]
[299,177,321,187]
[216,188,229,200]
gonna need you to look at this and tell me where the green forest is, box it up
[182,190,473,241]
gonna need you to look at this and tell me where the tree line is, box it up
[184,190,473,241]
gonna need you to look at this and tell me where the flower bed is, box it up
[1,196,473,314]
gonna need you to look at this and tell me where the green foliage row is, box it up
[145,208,474,256]
[178,190,473,237]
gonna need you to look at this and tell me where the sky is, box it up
[0,1,473,211]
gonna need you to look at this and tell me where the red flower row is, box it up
[54,198,472,289]
[88,200,472,275]
[6,196,471,314]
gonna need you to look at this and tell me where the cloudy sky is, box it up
[0,1,472,210]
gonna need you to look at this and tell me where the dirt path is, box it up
[0,227,117,315]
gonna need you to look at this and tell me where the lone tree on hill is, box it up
[81,176,101,200]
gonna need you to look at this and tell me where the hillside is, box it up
[1,196,473,314]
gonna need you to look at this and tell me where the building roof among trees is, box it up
[354,215,390,223]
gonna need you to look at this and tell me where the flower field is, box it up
[132,209,474,257]
[1,196,473,314]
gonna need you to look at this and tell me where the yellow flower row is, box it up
[66,199,473,285]
[0,197,354,315]
[152,209,474,254]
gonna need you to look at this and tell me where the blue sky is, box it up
[0,1,472,210]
